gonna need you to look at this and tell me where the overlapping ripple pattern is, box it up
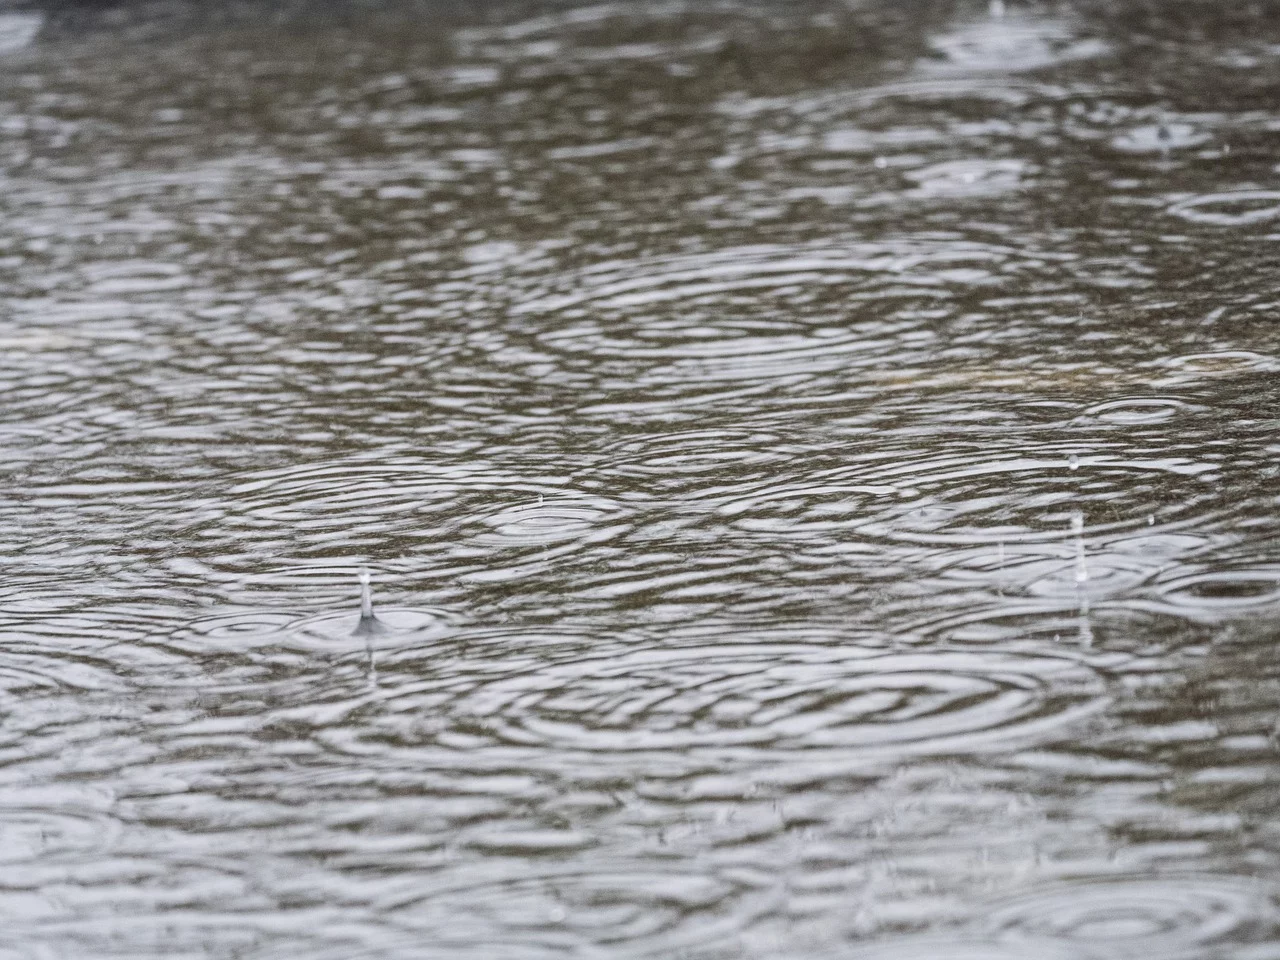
[2,0,1280,957]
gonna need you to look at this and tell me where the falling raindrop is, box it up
[1072,511,1092,646]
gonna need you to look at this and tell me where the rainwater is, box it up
[2,1,1280,956]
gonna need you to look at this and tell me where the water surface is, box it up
[2,0,1280,956]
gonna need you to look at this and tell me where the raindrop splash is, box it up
[356,570,377,627]
[353,570,386,685]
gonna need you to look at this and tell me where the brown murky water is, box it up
[2,0,1280,956]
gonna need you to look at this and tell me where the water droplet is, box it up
[1068,454,1080,471]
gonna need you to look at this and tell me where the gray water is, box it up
[2,0,1280,956]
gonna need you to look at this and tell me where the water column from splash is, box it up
[1066,451,1093,646]
[1072,510,1093,647]
[355,569,382,686]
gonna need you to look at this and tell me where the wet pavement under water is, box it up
[2,0,1280,956]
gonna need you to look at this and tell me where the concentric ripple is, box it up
[173,603,454,654]
[223,459,578,547]
[0,787,121,867]
[985,875,1280,950]
[1077,397,1191,425]
[903,159,1030,198]
[0,648,114,694]
[373,863,777,959]
[513,241,1010,382]
[847,937,1092,960]
[514,244,921,318]
[409,643,1110,760]
[1111,122,1210,154]
[716,449,1220,547]
[1154,350,1280,382]
[1148,564,1280,623]
[717,479,908,535]
[602,429,789,484]
[470,494,631,548]
[1168,190,1280,226]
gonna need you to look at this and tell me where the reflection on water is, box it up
[3,0,1280,956]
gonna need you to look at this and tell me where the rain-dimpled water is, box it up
[2,0,1280,956]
